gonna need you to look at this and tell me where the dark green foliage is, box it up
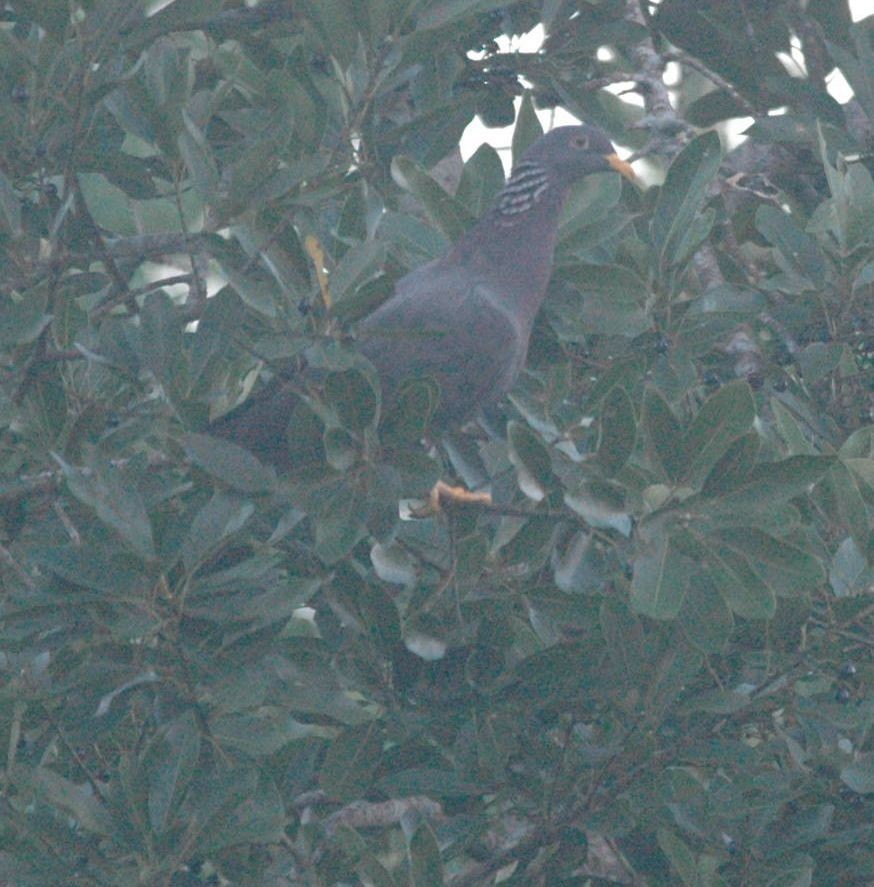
[1,1,873,884]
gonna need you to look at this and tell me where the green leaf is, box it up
[144,38,192,127]
[706,543,776,619]
[562,264,651,338]
[658,828,699,886]
[712,527,825,594]
[9,0,70,36]
[816,122,874,253]
[652,131,722,270]
[512,92,544,164]
[682,380,755,487]
[828,463,869,554]
[645,642,703,719]
[417,0,518,30]
[0,292,52,347]
[178,110,219,203]
[391,155,474,242]
[182,492,254,572]
[680,572,733,653]
[357,852,397,887]
[840,753,874,794]
[34,544,146,595]
[631,521,696,618]
[144,711,201,835]
[701,432,760,496]
[829,536,871,597]
[212,710,324,756]
[508,420,553,501]
[300,0,360,67]
[564,480,631,536]
[323,426,360,471]
[379,211,448,260]
[559,178,626,254]
[59,454,155,562]
[387,95,479,168]
[140,290,185,400]
[311,478,368,563]
[755,204,826,286]
[320,723,383,801]
[798,342,844,385]
[218,262,280,318]
[408,820,444,887]
[381,379,440,444]
[642,386,685,481]
[364,462,402,541]
[194,769,285,852]
[456,143,504,218]
[330,241,388,307]
[598,385,636,476]
[0,169,22,238]
[324,369,379,431]
[600,599,646,688]
[31,768,114,836]
[185,432,277,494]
[771,398,817,455]
[708,455,834,510]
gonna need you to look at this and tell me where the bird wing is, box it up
[356,260,525,423]
[210,262,526,466]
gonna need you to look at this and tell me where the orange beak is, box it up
[606,153,636,182]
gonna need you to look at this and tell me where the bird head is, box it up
[517,124,635,185]
[494,125,635,221]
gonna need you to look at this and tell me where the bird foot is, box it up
[408,480,492,517]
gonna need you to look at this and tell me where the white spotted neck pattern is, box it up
[496,161,550,223]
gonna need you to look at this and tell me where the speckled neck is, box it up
[449,178,569,328]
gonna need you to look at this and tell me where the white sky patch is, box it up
[462,24,565,168]
[850,0,870,20]
[462,4,868,167]
[827,67,853,103]
[664,60,682,87]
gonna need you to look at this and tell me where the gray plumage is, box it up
[211,125,632,469]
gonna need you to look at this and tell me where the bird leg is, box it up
[408,479,492,518]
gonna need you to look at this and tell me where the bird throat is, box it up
[496,161,551,224]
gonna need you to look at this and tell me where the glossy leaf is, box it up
[408,820,444,887]
[185,432,277,494]
[682,380,755,487]
[59,454,155,562]
[652,132,722,270]
[569,264,651,337]
[598,384,637,476]
[642,386,685,482]
[508,420,553,500]
[391,155,473,242]
[320,724,383,801]
[631,521,696,618]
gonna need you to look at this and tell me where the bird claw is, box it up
[408,480,492,517]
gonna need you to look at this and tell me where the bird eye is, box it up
[571,134,589,149]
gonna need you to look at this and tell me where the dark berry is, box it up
[839,662,857,679]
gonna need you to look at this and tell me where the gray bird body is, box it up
[357,259,525,426]
[211,125,632,468]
